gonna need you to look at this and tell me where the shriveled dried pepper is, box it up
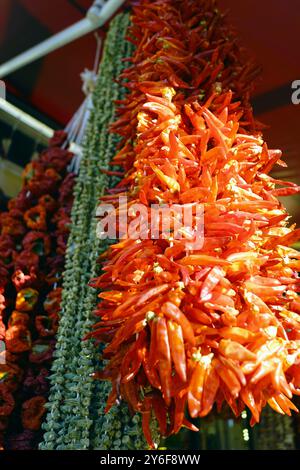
[5,326,32,353]
[21,396,46,431]
[24,205,47,231]
[35,315,58,337]
[8,311,30,328]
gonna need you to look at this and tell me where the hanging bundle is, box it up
[0,131,75,449]
[89,0,300,448]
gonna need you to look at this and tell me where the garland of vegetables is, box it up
[88,0,300,448]
[0,131,75,449]
[41,12,146,451]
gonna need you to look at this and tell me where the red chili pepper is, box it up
[179,254,231,267]
[121,380,142,412]
[187,360,206,418]
[162,302,195,346]
[172,391,187,435]
[21,396,46,430]
[200,267,225,301]
[219,339,256,362]
[199,362,220,417]
[156,317,172,406]
[167,320,187,382]
[148,318,158,369]
[103,314,146,355]
[152,391,168,436]
[121,330,146,383]
[142,351,161,389]
[141,396,156,449]
[215,359,241,398]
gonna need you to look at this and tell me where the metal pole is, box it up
[0,97,54,144]
[0,0,126,78]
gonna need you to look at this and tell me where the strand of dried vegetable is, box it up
[41,12,144,450]
[0,131,74,450]
[89,0,300,447]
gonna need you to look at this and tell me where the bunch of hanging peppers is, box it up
[0,131,75,449]
[89,0,300,448]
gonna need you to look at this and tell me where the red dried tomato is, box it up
[5,326,32,353]
[35,315,58,337]
[14,250,40,273]
[41,148,72,172]
[43,288,62,315]
[22,231,52,256]
[21,396,46,431]
[0,215,26,237]
[0,363,23,393]
[58,173,75,205]
[38,194,57,213]
[8,311,30,328]
[24,205,47,231]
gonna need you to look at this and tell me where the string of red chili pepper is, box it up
[0,131,75,450]
[89,0,300,448]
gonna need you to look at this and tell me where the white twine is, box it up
[64,34,102,173]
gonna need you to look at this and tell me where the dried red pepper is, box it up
[8,311,30,328]
[21,396,46,431]
[24,206,47,231]
[0,128,74,448]
[35,315,58,337]
[23,231,51,256]
[5,326,32,353]
[90,0,300,447]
